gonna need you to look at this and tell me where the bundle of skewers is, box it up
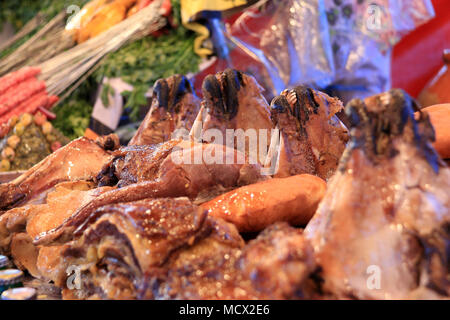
[40,0,168,98]
[0,0,168,127]
[0,12,72,76]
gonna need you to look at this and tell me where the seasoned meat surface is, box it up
[305,89,450,299]
[129,75,201,146]
[0,136,116,211]
[268,86,348,180]
[45,196,315,300]
[34,140,265,246]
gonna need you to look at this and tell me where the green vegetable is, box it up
[101,83,115,108]
[0,0,90,31]
[52,79,96,140]
[94,19,200,121]
[39,0,199,138]
[52,99,93,140]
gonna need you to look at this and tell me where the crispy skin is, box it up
[129,75,201,146]
[146,222,316,300]
[10,232,40,277]
[190,69,273,164]
[96,139,182,187]
[52,198,214,299]
[268,87,348,180]
[305,89,450,299]
[0,137,115,211]
[45,195,315,300]
[0,181,113,278]
[236,223,316,299]
[202,174,326,232]
[34,140,265,246]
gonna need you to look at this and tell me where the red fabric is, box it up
[391,0,450,97]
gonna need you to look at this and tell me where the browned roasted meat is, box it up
[34,140,265,246]
[48,198,237,299]
[0,181,113,278]
[190,69,273,164]
[305,89,450,299]
[267,86,349,180]
[0,135,118,211]
[40,196,315,300]
[129,75,201,146]
[149,222,316,300]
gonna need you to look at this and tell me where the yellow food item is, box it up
[1,147,15,161]
[20,113,33,127]
[14,123,25,136]
[76,0,136,43]
[116,0,137,8]
[71,0,109,42]
[42,121,53,135]
[7,135,20,149]
[127,4,139,17]
[88,3,127,39]
[8,115,19,127]
[0,159,10,172]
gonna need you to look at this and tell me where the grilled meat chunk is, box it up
[0,181,113,278]
[0,136,117,211]
[50,198,236,299]
[267,86,348,180]
[305,89,450,299]
[34,140,265,246]
[43,196,315,300]
[129,75,201,146]
[149,222,316,300]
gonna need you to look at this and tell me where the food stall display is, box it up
[0,0,448,302]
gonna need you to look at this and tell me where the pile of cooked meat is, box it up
[0,69,448,300]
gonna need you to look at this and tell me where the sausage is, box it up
[417,104,450,159]
[201,174,327,232]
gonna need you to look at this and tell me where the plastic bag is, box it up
[323,0,435,103]
[226,0,335,96]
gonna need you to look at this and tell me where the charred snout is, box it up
[153,74,194,112]
[344,89,441,172]
[270,85,319,130]
[202,69,245,120]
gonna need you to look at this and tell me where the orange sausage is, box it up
[201,174,326,233]
[417,104,450,159]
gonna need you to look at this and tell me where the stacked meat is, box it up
[0,70,448,300]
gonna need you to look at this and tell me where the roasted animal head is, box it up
[305,89,450,299]
[266,86,349,180]
[190,69,273,164]
[129,75,201,146]
[344,89,441,170]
